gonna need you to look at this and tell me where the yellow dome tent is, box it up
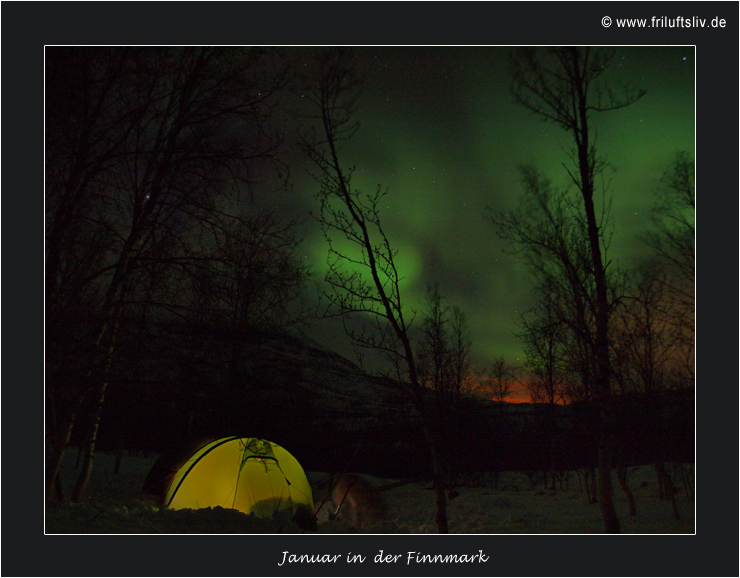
[163,437,314,524]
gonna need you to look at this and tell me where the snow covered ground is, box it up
[45,450,694,534]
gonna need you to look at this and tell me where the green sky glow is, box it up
[287,46,694,373]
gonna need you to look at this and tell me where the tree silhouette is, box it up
[488,165,607,406]
[208,213,313,389]
[416,284,476,487]
[484,356,514,404]
[45,47,290,501]
[611,264,690,519]
[417,284,475,404]
[517,286,569,405]
[299,48,450,532]
[645,152,695,295]
[644,151,695,381]
[495,47,646,533]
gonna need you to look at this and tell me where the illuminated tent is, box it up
[163,437,314,523]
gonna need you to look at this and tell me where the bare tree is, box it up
[645,152,695,300]
[487,166,601,403]
[417,284,452,402]
[611,264,689,519]
[643,152,695,384]
[299,49,449,532]
[518,286,569,405]
[491,46,645,533]
[208,212,313,389]
[45,47,289,501]
[417,284,475,403]
[416,285,476,488]
[613,266,689,395]
[484,356,514,404]
[447,305,476,398]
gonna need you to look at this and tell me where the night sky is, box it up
[262,46,694,393]
[21,0,730,564]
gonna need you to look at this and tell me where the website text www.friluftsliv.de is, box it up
[601,15,727,29]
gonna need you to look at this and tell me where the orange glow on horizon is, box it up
[474,379,568,405]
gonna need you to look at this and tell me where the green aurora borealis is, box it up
[269,46,695,385]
